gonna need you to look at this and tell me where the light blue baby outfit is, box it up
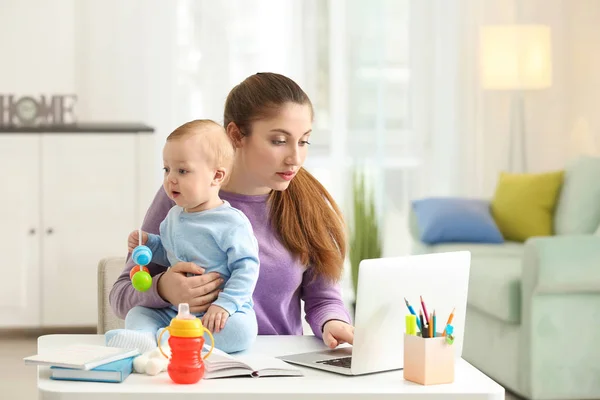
[107,200,260,354]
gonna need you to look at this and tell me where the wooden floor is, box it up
[0,328,96,400]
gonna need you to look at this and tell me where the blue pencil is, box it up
[404,298,422,330]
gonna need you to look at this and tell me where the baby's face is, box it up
[162,134,216,210]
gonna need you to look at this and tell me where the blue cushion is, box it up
[412,198,504,245]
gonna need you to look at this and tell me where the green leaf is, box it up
[349,167,382,295]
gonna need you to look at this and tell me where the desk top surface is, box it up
[37,334,504,400]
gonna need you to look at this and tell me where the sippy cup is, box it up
[158,303,215,384]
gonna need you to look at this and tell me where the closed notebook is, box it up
[50,356,134,383]
[23,344,139,370]
[203,346,303,379]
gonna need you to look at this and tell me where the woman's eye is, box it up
[300,140,311,146]
[272,140,286,145]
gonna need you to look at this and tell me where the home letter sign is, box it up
[0,94,78,126]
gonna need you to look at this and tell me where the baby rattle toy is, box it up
[444,324,455,345]
[130,229,153,292]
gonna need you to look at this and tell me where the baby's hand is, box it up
[202,305,229,333]
[128,230,148,253]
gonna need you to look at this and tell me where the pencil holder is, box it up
[403,333,455,385]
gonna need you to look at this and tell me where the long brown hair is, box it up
[224,72,346,282]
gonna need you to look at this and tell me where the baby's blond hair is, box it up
[166,119,234,171]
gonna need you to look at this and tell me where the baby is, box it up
[106,120,259,371]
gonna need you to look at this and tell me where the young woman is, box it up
[110,72,354,349]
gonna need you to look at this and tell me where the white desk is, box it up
[37,334,504,399]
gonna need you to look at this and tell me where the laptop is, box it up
[277,251,471,376]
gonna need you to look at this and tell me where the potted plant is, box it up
[349,168,382,303]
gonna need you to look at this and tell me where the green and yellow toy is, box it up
[130,229,153,292]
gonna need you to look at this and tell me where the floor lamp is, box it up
[480,25,552,172]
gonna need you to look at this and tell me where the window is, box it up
[176,0,418,254]
[302,0,418,239]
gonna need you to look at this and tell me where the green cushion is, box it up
[555,156,600,235]
[465,251,522,324]
[491,171,564,242]
[462,307,523,397]
[421,241,523,258]
[417,242,523,324]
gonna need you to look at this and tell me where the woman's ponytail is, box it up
[269,167,346,282]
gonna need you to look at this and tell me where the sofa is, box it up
[408,157,600,400]
[97,256,125,334]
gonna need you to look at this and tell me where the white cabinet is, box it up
[0,125,155,328]
[0,135,41,328]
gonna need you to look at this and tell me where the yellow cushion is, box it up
[491,171,564,242]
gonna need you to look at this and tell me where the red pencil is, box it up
[420,295,430,325]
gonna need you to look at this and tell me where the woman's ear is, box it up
[212,168,227,186]
[226,122,244,148]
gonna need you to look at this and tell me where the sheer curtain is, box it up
[300,0,418,258]
[303,0,488,257]
[175,0,305,124]
[176,0,416,206]
[71,0,489,312]
[410,0,487,200]
[73,0,487,258]
[174,0,488,300]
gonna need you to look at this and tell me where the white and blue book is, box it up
[50,356,135,383]
[24,344,139,370]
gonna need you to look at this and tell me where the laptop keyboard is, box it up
[316,356,352,368]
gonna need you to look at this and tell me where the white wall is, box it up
[0,0,76,94]
[1,0,178,190]
[565,0,600,157]
[478,0,600,196]
[408,0,600,200]
[74,0,178,187]
[478,0,562,195]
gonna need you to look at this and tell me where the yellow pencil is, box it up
[428,313,432,338]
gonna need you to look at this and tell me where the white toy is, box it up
[133,346,170,376]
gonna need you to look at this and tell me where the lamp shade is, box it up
[480,25,552,90]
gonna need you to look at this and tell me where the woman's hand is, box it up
[322,320,355,349]
[157,262,224,314]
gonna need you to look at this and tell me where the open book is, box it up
[203,346,304,379]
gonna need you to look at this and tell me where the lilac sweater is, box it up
[109,187,352,338]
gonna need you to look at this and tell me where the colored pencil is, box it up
[428,313,432,338]
[404,298,421,330]
[442,307,456,337]
[420,296,430,325]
